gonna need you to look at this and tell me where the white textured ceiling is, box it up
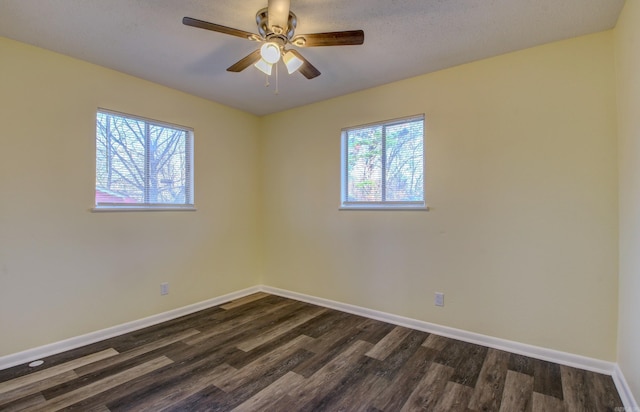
[0,0,625,116]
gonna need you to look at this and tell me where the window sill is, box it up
[91,206,197,212]
[339,204,429,211]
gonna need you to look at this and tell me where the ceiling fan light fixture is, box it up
[283,50,303,74]
[254,58,273,75]
[260,42,281,64]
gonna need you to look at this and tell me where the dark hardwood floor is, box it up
[0,293,623,411]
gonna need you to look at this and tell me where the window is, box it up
[95,109,194,210]
[341,115,425,210]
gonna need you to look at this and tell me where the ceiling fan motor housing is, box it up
[256,8,297,40]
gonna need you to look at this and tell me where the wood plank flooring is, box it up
[0,293,624,411]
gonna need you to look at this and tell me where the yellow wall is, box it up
[261,32,619,360]
[615,0,640,401]
[0,37,261,356]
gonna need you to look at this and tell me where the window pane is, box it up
[96,113,145,203]
[347,126,383,201]
[149,125,187,204]
[385,120,424,201]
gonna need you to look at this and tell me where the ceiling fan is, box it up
[182,0,364,79]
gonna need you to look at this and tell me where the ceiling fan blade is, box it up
[227,49,263,72]
[268,0,290,31]
[289,50,321,79]
[291,30,364,47]
[183,17,257,40]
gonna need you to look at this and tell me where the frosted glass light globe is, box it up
[260,42,281,64]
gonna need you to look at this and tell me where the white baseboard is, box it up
[261,285,640,409]
[613,364,640,412]
[0,286,261,371]
[260,285,616,375]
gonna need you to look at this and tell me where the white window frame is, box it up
[340,114,427,211]
[93,109,195,212]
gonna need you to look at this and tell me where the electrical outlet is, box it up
[435,292,444,307]
[160,282,169,295]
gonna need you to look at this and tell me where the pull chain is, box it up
[275,62,279,95]
[264,73,270,87]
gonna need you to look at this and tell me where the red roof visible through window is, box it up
[95,188,137,204]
